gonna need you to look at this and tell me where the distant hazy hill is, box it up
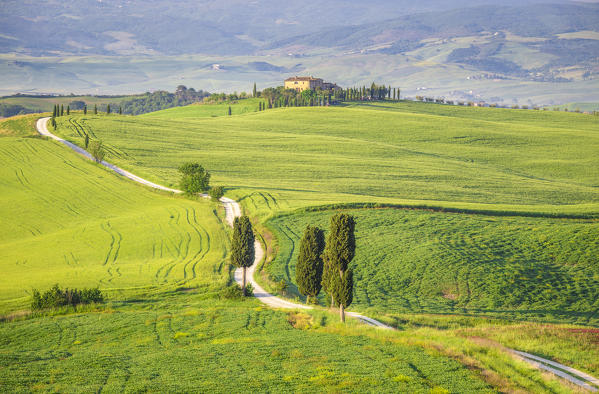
[268,3,599,78]
[0,0,564,56]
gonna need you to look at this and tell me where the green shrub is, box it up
[209,186,225,201]
[31,284,104,311]
[220,284,244,300]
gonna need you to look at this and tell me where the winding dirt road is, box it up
[35,117,599,390]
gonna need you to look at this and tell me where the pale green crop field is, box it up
[54,101,599,219]
[0,116,229,313]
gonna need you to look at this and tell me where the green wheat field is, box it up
[1,99,598,391]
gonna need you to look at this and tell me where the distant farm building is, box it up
[285,76,339,92]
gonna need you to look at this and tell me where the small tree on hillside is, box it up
[84,133,89,149]
[106,104,111,114]
[295,225,325,304]
[231,216,255,292]
[178,162,210,195]
[94,105,98,115]
[321,213,356,322]
[89,140,105,163]
[209,185,224,201]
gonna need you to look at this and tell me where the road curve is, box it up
[35,118,391,326]
[36,117,596,390]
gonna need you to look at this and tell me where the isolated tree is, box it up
[119,106,122,115]
[209,185,224,201]
[231,216,255,292]
[89,140,105,163]
[228,106,232,116]
[94,104,98,115]
[322,213,356,322]
[253,82,257,98]
[106,104,111,114]
[84,105,87,115]
[296,225,325,304]
[178,162,210,195]
[66,105,70,115]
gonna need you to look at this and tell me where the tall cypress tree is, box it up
[66,105,70,115]
[253,82,257,98]
[60,105,64,116]
[228,106,232,116]
[84,105,87,115]
[119,106,122,115]
[52,105,56,117]
[106,104,111,114]
[322,213,356,322]
[296,225,325,304]
[94,105,97,115]
[231,216,255,292]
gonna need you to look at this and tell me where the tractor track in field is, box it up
[35,117,599,392]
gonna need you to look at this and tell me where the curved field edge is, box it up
[260,207,599,327]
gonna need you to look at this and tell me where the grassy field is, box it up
[0,115,229,313]
[0,295,499,393]
[53,101,599,219]
[266,208,599,325]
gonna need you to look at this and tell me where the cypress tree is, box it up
[94,105,97,115]
[231,216,255,292]
[397,88,400,100]
[52,105,56,118]
[60,105,64,116]
[85,133,89,149]
[119,106,122,115]
[388,85,391,99]
[66,105,70,115]
[228,106,232,116]
[106,104,111,114]
[295,225,325,304]
[84,105,87,115]
[322,213,356,322]
[253,82,257,98]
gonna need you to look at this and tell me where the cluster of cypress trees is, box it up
[339,83,400,101]
[295,213,356,322]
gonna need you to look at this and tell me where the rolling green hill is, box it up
[267,208,599,325]
[0,115,228,313]
[47,101,599,327]
[54,101,599,218]
[0,114,503,393]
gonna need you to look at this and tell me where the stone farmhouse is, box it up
[284,76,339,92]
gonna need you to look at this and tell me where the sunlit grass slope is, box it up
[55,101,599,218]
[0,297,493,393]
[267,208,599,325]
[0,116,228,313]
